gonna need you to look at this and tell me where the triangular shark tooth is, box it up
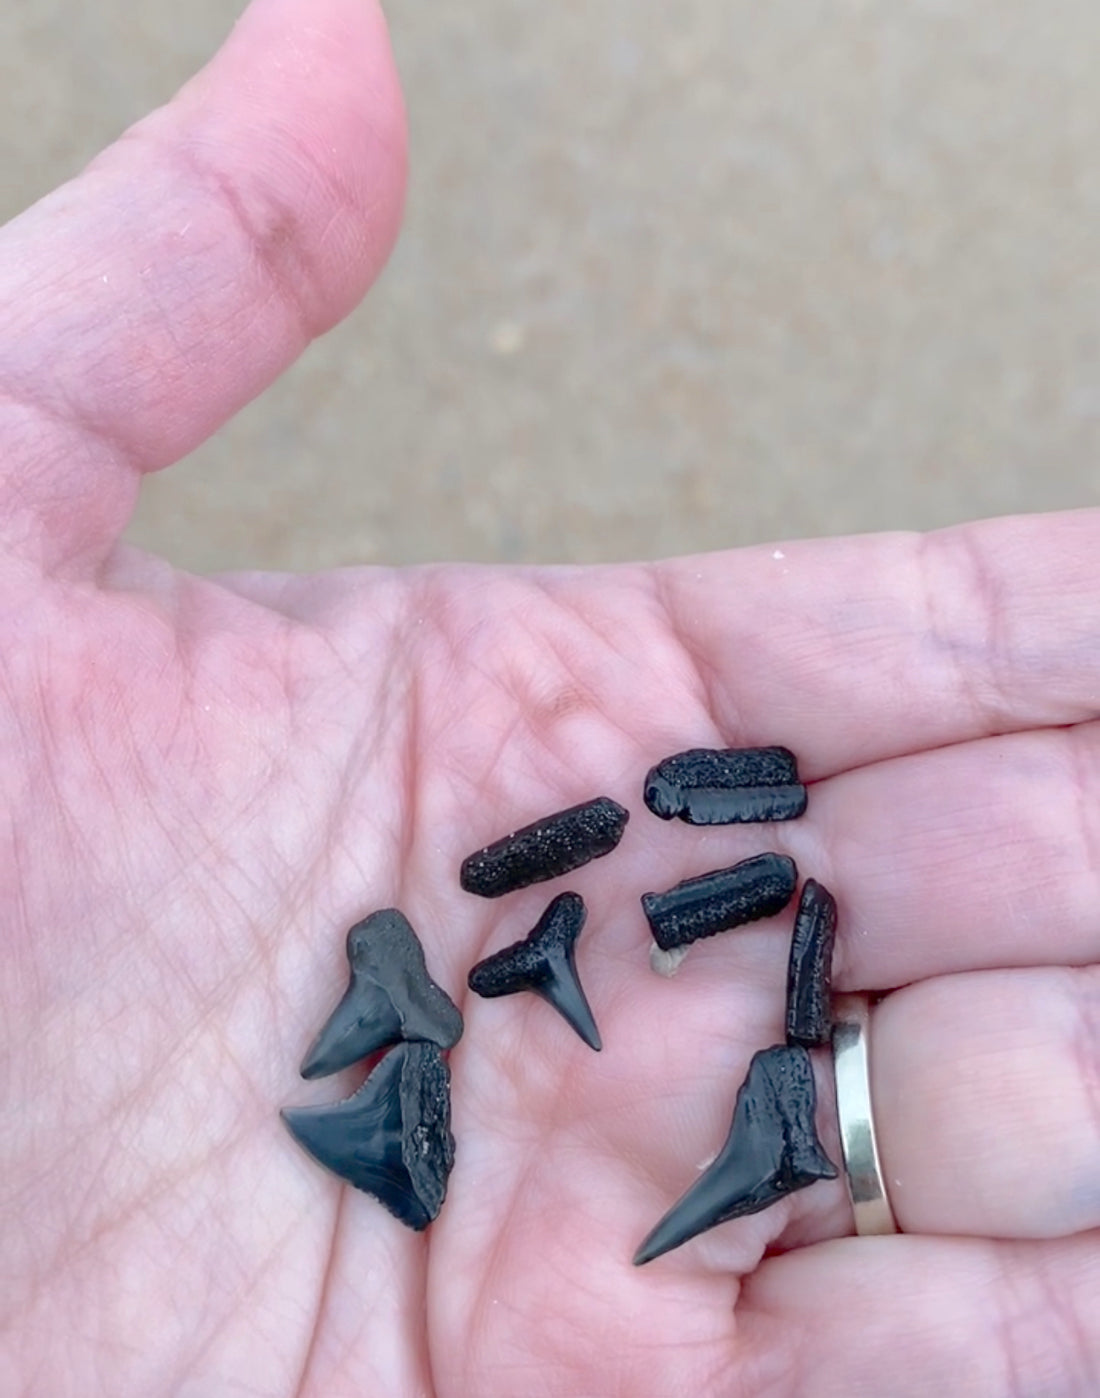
[283,1041,455,1231]
[634,1044,836,1265]
[300,908,463,1079]
[467,892,602,1051]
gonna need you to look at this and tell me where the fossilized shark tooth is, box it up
[282,1041,455,1231]
[785,879,838,1049]
[300,909,463,1079]
[643,746,806,825]
[633,1044,836,1265]
[640,852,798,952]
[460,796,629,898]
[467,891,602,1051]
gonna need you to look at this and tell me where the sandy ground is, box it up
[2,0,1098,571]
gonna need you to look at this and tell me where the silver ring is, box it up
[832,994,898,1236]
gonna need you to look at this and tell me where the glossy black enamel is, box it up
[640,852,798,951]
[460,796,629,899]
[282,1041,455,1230]
[643,746,806,824]
[633,1045,836,1265]
[785,879,838,1048]
[300,908,463,1079]
[467,891,602,1050]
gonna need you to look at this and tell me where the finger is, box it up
[864,966,1100,1239]
[0,0,405,571]
[398,513,1100,850]
[791,720,1100,985]
[648,509,1100,772]
[569,966,1098,1278]
[761,966,1100,1258]
[739,1232,1100,1398]
[412,665,1100,988]
[547,717,1099,988]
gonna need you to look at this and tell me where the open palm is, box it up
[2,3,1098,1394]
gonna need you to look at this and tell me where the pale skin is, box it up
[1,1,1098,1393]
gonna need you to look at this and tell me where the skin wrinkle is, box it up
[33,1145,290,1393]
[473,575,653,791]
[289,1190,347,1398]
[154,1212,294,1386]
[1031,1248,1100,1398]
[914,530,984,729]
[114,128,314,366]
[647,562,735,741]
[18,905,287,1276]
[1070,968,1100,1205]
[0,386,136,487]
[993,1244,1092,1398]
[462,1153,544,1379]
[1067,728,1100,964]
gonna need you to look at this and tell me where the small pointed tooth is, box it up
[537,951,603,1051]
[633,1107,788,1264]
[282,1042,455,1231]
[299,978,403,1079]
[300,909,463,1079]
[467,892,603,1051]
[345,910,463,1050]
[633,1045,835,1265]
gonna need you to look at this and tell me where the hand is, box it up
[1,3,1097,1393]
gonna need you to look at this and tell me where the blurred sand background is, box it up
[2,1,1099,571]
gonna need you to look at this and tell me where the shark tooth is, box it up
[300,908,463,1079]
[785,879,838,1048]
[467,892,602,1051]
[282,1041,455,1231]
[640,852,798,952]
[643,746,806,825]
[460,796,629,899]
[633,1044,836,1265]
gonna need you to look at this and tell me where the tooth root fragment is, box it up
[644,746,806,825]
[467,892,602,1050]
[633,1045,836,1265]
[640,853,798,952]
[460,797,629,899]
[649,942,691,978]
[299,908,463,1079]
[282,1041,455,1231]
[785,880,838,1048]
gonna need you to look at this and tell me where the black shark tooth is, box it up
[640,852,798,952]
[300,908,463,1080]
[282,1041,455,1231]
[467,891,602,1051]
[633,1045,836,1265]
[785,879,838,1048]
[460,796,629,899]
[643,746,807,825]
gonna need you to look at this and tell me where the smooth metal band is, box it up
[832,994,898,1236]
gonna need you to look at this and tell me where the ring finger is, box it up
[636,962,1100,1269]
